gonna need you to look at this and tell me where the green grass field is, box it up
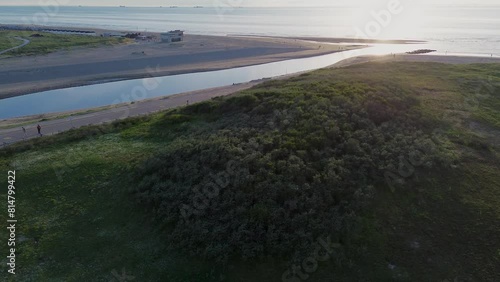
[0,35,23,51]
[0,30,129,57]
[0,62,499,281]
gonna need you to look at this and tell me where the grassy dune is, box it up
[0,62,499,281]
[0,35,23,51]
[0,31,129,57]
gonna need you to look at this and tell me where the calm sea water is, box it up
[0,5,499,55]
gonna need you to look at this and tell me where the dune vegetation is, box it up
[0,62,499,281]
[0,31,129,57]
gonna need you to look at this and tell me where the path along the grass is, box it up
[0,37,30,55]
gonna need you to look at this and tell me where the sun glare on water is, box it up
[347,1,426,39]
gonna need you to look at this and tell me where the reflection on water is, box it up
[0,43,427,119]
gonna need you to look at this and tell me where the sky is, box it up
[1,0,499,7]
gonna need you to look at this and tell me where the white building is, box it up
[161,30,184,43]
[41,29,96,36]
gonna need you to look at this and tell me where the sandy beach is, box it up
[0,34,364,99]
[1,53,499,133]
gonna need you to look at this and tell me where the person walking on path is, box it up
[22,127,26,139]
[37,124,42,136]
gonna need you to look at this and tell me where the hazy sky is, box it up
[1,0,499,7]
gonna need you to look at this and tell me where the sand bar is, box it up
[1,53,499,146]
[0,33,365,99]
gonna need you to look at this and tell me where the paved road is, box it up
[0,37,30,55]
[0,82,259,148]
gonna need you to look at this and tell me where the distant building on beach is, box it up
[0,25,97,36]
[161,30,184,43]
[0,25,37,31]
[42,29,96,36]
[101,32,126,38]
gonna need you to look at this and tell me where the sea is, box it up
[0,5,499,56]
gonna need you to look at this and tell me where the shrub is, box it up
[132,79,451,263]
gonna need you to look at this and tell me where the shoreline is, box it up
[2,43,498,102]
[1,23,423,44]
[0,77,277,129]
[0,30,369,100]
[241,35,425,45]
[0,44,362,100]
[1,54,499,132]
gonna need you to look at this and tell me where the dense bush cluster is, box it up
[133,78,449,262]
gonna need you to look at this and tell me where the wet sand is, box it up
[2,53,498,130]
[0,34,362,99]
